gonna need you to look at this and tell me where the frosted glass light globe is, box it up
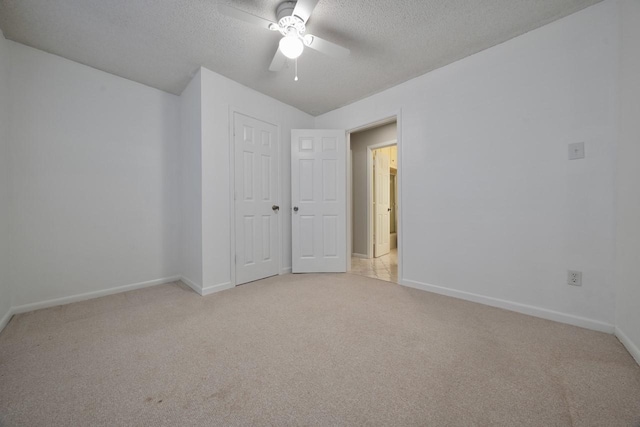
[279,34,304,59]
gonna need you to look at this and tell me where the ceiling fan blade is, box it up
[292,0,319,23]
[305,35,350,59]
[218,5,277,31]
[269,49,287,72]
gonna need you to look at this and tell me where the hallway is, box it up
[349,249,398,283]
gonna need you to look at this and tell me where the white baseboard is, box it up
[11,276,181,315]
[180,276,234,296]
[201,282,233,296]
[615,327,640,366]
[179,275,202,295]
[352,253,369,259]
[0,307,14,334]
[401,278,615,334]
[2,275,235,334]
[281,267,292,274]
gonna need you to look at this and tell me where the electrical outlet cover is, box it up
[567,270,582,286]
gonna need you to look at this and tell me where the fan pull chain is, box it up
[294,58,299,82]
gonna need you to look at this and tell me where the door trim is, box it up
[346,110,403,283]
[229,107,282,287]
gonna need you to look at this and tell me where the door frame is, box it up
[368,140,397,258]
[346,110,403,282]
[228,107,282,287]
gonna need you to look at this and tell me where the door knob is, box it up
[272,205,280,211]
[293,206,299,212]
[387,208,391,212]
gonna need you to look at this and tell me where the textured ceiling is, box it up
[0,0,602,115]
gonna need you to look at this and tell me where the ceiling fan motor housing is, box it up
[276,1,297,21]
[276,1,306,37]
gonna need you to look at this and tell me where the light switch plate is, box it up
[568,142,585,160]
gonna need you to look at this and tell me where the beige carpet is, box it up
[0,274,639,426]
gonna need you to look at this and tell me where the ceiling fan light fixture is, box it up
[279,33,304,59]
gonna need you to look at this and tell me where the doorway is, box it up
[347,121,399,283]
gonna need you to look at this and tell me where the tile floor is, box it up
[349,248,398,283]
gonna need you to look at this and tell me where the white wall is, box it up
[0,31,12,328]
[614,0,640,363]
[7,42,181,309]
[0,0,635,352]
[350,122,397,256]
[317,1,618,331]
[199,67,314,292]
[180,70,203,289]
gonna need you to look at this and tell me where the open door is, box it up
[291,129,346,273]
[373,148,390,257]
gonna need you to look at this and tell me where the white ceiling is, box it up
[0,0,602,115]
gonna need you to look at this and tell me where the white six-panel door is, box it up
[374,149,391,257]
[291,130,346,273]
[234,112,279,285]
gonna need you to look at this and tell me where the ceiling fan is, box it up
[219,0,350,78]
